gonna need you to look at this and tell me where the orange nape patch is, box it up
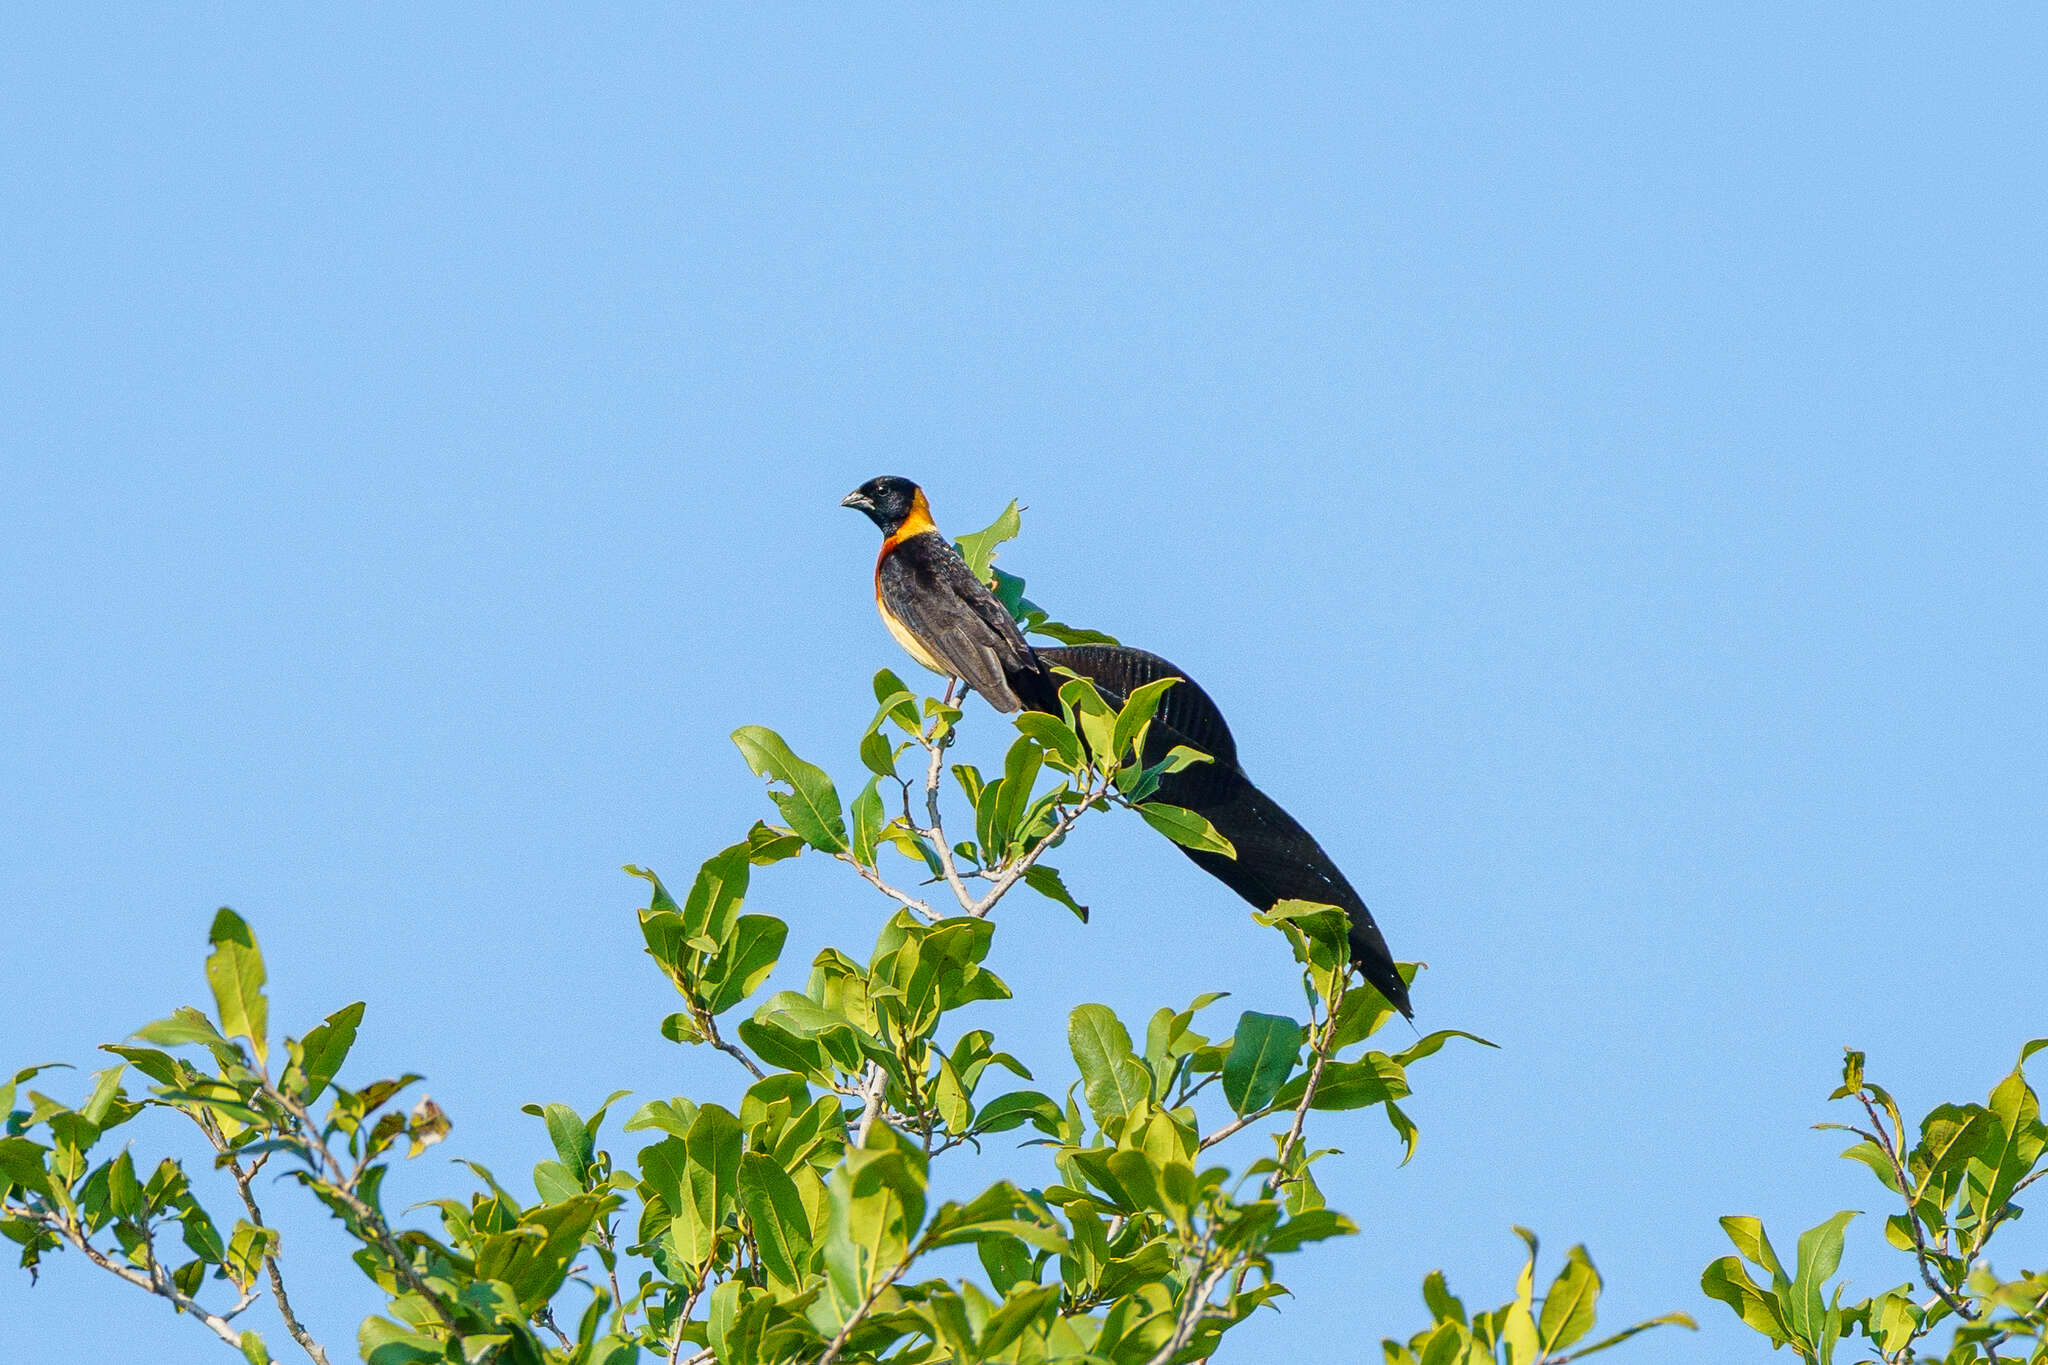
[878,487,937,552]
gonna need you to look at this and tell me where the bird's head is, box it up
[840,475,932,538]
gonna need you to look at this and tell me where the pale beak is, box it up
[840,490,872,510]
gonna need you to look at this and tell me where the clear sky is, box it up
[4,7,2043,1363]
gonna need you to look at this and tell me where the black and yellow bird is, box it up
[842,475,1413,1018]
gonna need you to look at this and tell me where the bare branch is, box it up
[839,854,940,922]
[963,786,1105,919]
[46,1212,258,1352]
[855,1062,887,1147]
[1198,1107,1269,1153]
[221,1151,332,1365]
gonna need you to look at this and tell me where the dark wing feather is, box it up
[881,536,1057,713]
[1034,643,1411,1018]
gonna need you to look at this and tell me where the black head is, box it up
[840,475,929,536]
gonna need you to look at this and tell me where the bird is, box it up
[842,476,1412,1018]
[840,475,1062,714]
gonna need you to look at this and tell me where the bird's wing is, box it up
[879,537,1045,711]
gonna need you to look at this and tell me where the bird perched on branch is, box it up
[841,475,1412,1018]
[840,475,1061,715]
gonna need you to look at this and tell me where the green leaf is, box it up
[744,821,806,865]
[1020,865,1089,923]
[985,736,1045,859]
[204,909,269,1066]
[1391,1029,1496,1067]
[285,1002,364,1104]
[1719,1215,1785,1280]
[1013,712,1084,771]
[1271,1054,1408,1111]
[1784,1210,1858,1347]
[1135,803,1235,857]
[954,499,1021,582]
[0,1139,53,1199]
[850,779,885,869]
[738,1152,814,1292]
[675,1104,745,1269]
[1831,1048,1866,1100]
[732,726,847,854]
[1068,1005,1153,1126]
[1839,1139,1902,1195]
[871,669,922,734]
[474,1195,601,1311]
[1221,1012,1301,1116]
[972,1090,1065,1138]
[1,1064,69,1118]
[702,915,788,1016]
[1109,676,1181,765]
[1422,1269,1466,1327]
[536,1102,594,1176]
[1537,1245,1601,1354]
[1385,1100,1420,1166]
[225,1220,279,1290]
[859,730,899,779]
[1262,1207,1357,1254]
[359,1317,442,1365]
[133,1008,236,1060]
[1554,1312,1698,1359]
[978,1282,1062,1357]
[625,1098,699,1139]
[1701,1256,1789,1346]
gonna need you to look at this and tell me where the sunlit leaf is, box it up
[732,726,847,855]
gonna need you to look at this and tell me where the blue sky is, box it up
[3,7,2043,1362]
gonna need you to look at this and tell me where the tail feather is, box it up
[1035,644,1413,1019]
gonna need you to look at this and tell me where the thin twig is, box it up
[221,1151,332,1365]
[1265,974,1346,1199]
[260,1083,463,1333]
[839,855,940,922]
[1197,1107,1270,1153]
[535,1308,572,1350]
[815,1244,921,1365]
[666,1276,709,1365]
[919,692,981,914]
[593,1223,626,1338]
[961,791,1103,919]
[699,1011,766,1081]
[1858,1092,1976,1321]
[47,1213,258,1350]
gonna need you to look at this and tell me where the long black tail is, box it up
[1035,644,1413,1019]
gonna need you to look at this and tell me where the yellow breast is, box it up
[878,593,949,676]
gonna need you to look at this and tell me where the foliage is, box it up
[1383,1230,1694,1365]
[1702,1043,2048,1364]
[0,505,1694,1364]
